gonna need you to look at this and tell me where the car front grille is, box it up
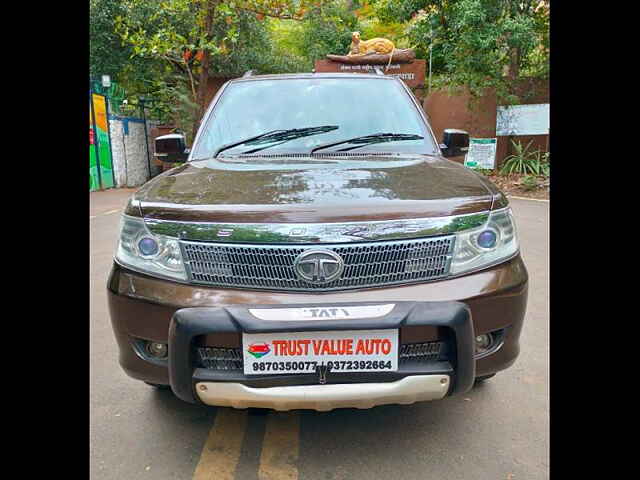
[180,236,455,291]
[399,341,446,364]
[197,341,447,371]
[197,347,243,371]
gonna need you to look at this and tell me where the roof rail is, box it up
[242,70,255,78]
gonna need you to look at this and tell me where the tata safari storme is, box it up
[107,72,528,411]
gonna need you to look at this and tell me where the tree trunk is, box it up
[192,1,215,141]
[508,46,520,81]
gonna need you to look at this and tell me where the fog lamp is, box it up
[475,334,492,354]
[146,342,168,358]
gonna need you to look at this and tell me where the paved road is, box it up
[90,190,549,480]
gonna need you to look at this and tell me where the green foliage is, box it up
[267,19,309,71]
[145,74,199,143]
[207,12,306,75]
[371,0,549,99]
[520,174,539,191]
[354,1,407,47]
[90,0,132,79]
[90,0,162,96]
[297,2,362,70]
[91,0,549,134]
[500,140,549,177]
[374,0,424,23]
[112,0,320,134]
[475,168,495,177]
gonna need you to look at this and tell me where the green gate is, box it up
[90,92,115,191]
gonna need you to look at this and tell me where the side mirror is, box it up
[439,129,470,157]
[154,133,189,163]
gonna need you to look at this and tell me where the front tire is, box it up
[474,373,496,385]
[144,382,170,390]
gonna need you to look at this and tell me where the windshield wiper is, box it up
[214,125,339,157]
[310,132,424,154]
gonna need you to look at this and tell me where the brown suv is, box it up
[107,73,528,411]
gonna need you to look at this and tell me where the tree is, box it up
[372,0,549,100]
[90,0,162,90]
[297,2,361,69]
[116,0,320,138]
[90,0,131,79]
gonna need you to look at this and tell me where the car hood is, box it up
[134,155,497,223]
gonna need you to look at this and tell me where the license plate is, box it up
[242,329,398,375]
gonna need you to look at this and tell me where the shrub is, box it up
[500,140,549,177]
[520,175,539,191]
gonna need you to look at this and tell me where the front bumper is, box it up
[107,255,528,398]
[168,301,475,410]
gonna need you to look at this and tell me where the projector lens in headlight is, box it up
[115,214,187,281]
[138,237,159,256]
[450,207,519,275]
[477,229,497,249]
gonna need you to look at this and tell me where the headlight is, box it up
[115,215,187,280]
[450,207,519,275]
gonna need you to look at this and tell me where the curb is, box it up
[507,195,550,203]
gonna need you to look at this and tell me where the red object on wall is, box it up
[89,127,95,145]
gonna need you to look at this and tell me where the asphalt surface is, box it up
[90,189,549,480]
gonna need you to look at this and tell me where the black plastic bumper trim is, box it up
[168,301,475,404]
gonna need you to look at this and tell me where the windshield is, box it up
[191,78,437,159]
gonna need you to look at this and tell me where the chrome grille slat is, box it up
[181,236,455,291]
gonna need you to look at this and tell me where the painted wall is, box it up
[108,115,162,187]
[90,93,115,190]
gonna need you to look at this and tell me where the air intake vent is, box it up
[197,347,243,371]
[399,341,445,362]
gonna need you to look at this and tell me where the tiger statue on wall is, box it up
[347,32,395,70]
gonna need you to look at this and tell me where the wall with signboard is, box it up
[423,78,549,166]
[314,59,426,89]
[90,92,115,191]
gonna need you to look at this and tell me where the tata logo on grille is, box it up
[294,250,344,284]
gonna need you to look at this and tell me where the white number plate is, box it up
[242,329,398,375]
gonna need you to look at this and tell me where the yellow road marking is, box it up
[258,412,300,480]
[193,408,248,480]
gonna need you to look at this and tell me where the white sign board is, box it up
[464,138,497,170]
[242,329,399,375]
[496,103,549,136]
